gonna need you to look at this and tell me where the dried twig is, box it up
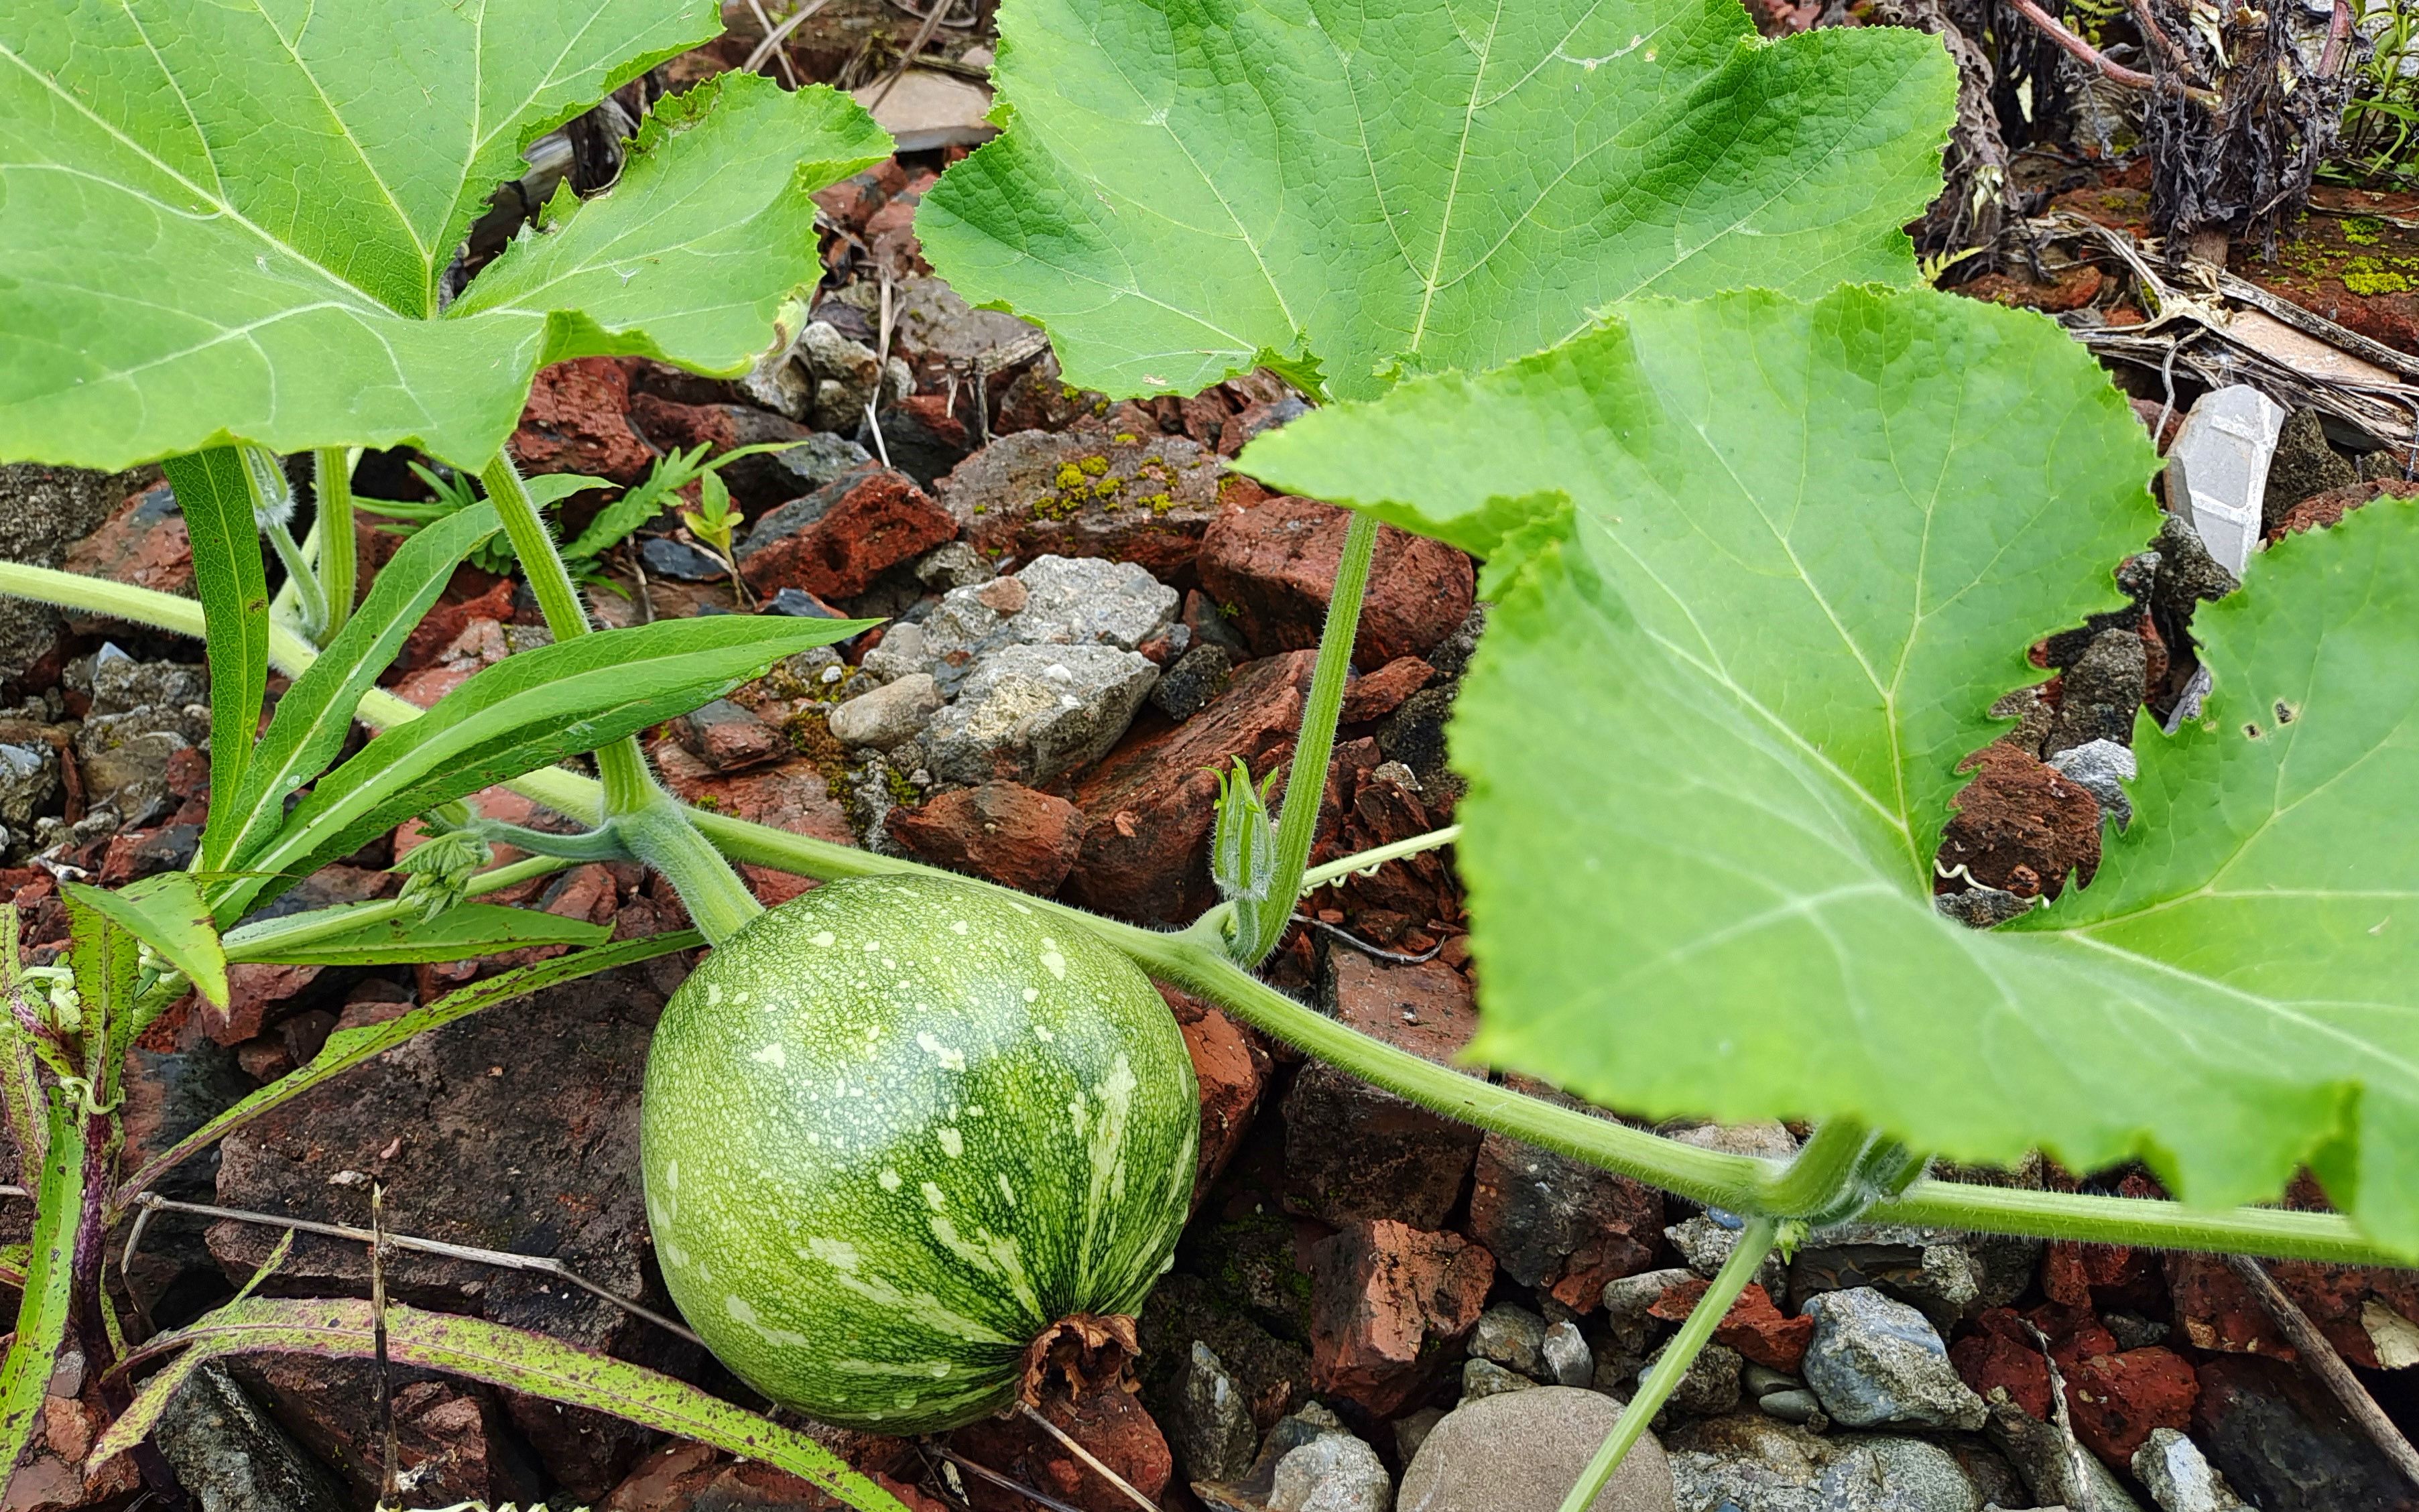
[2125,0,2205,82]
[121,1192,702,1346]
[745,0,803,88]
[2022,1319,2103,1512]
[2225,1253,2419,1491]
[373,1184,399,1512]
[1015,1401,1160,1512]
[927,1444,1091,1512]
[1290,913,1443,964]
[744,0,841,76]
[867,0,954,110]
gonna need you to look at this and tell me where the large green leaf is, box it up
[1241,286,2419,1257]
[919,0,1956,400]
[0,3,890,470]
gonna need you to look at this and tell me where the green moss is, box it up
[1077,454,1110,477]
[692,794,723,813]
[1142,491,1174,513]
[2343,255,2414,296]
[1053,462,1087,489]
[2343,215,2386,246]
[782,709,854,789]
[1113,432,1139,444]
[882,763,922,807]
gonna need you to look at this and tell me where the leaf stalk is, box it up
[1557,1215,1780,1512]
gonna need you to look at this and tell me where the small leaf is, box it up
[99,1298,910,1512]
[920,0,1957,399]
[1226,288,2419,1256]
[124,932,698,1199]
[224,503,505,873]
[2,10,890,469]
[217,614,873,922]
[231,903,611,966]
[64,875,227,1011]
[0,1094,88,1472]
[160,448,271,874]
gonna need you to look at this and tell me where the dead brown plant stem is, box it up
[745,0,802,88]
[2005,0,2222,105]
[745,0,842,76]
[121,1192,703,1346]
[2320,0,2353,76]
[372,1184,397,1512]
[2224,1254,2419,1491]
[2124,0,2204,80]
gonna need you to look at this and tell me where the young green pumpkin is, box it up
[641,875,1199,1431]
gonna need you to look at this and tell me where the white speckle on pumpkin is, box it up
[950,920,969,934]
[706,984,723,1007]
[863,940,881,953]
[811,931,836,948]
[725,1294,810,1347]
[750,1043,786,1069]
[1039,940,1067,980]
[921,1181,947,1210]
[997,1173,1016,1205]
[878,1168,902,1191]
[1022,987,1040,1003]
[937,1127,964,1157]
[916,1031,967,1070]
[1034,1025,1055,1042]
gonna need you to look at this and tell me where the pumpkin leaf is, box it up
[97,1298,911,1512]
[123,931,699,1199]
[918,0,1957,400]
[160,448,271,874]
[1239,286,2419,1259]
[216,614,877,922]
[0,2,889,470]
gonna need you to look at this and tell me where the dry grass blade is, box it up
[2225,1253,2419,1490]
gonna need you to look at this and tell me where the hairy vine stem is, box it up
[475,453,765,946]
[1560,1215,1780,1512]
[3,564,2412,1264]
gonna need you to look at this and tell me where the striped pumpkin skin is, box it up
[641,875,1199,1432]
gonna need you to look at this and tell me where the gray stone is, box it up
[1759,1390,1822,1425]
[0,743,56,827]
[1789,1222,1987,1334]
[1394,1407,1446,1465]
[2132,1428,2251,1512]
[1546,1318,1595,1387]
[1741,1364,1801,1400]
[1271,1430,1392,1512]
[639,534,732,581]
[1604,1269,1699,1356]
[1152,642,1235,722]
[1666,1415,1982,1512]
[89,647,206,716]
[1641,1338,1742,1419]
[1669,1121,1800,1161]
[739,328,813,421]
[918,554,1179,693]
[153,1362,348,1512]
[827,672,943,749]
[2044,628,2146,756]
[861,621,930,684]
[2046,739,2137,831]
[924,643,1158,786]
[775,431,875,493]
[1801,1287,1985,1431]
[1197,1403,1353,1512]
[2166,385,2285,578]
[1668,1214,1788,1296]
[800,320,885,432]
[1463,1358,1538,1400]
[2261,407,2357,531]
[1935,885,2036,929]
[916,539,996,591]
[1400,1387,1676,1512]
[1174,1341,1260,1484]
[1472,1304,1553,1379]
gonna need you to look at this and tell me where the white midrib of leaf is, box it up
[30,1,630,328]
[1406,0,1505,358]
